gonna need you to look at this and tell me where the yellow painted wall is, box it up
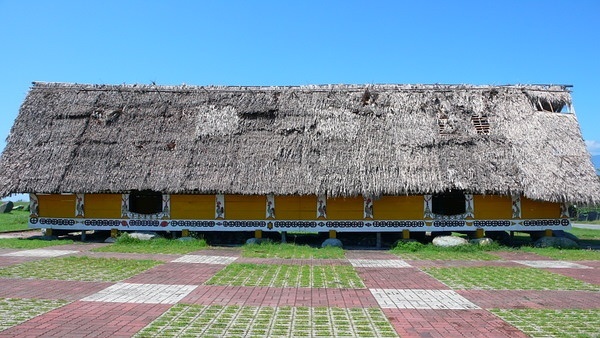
[84,194,121,218]
[474,195,512,219]
[521,197,560,219]
[37,193,562,221]
[374,196,423,220]
[225,195,265,220]
[171,194,214,219]
[275,195,317,220]
[327,196,363,220]
[38,194,76,217]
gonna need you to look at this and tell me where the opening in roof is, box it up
[559,105,571,113]
[437,113,451,135]
[471,115,490,135]
[533,99,567,113]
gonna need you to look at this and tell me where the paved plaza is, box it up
[0,244,598,337]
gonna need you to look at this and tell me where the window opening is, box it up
[129,190,163,214]
[432,190,466,216]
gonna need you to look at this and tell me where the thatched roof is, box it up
[1,82,598,204]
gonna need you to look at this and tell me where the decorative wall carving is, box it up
[215,194,225,219]
[317,194,327,219]
[266,194,275,219]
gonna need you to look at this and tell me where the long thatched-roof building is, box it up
[0,82,597,237]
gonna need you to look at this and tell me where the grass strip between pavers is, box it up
[0,256,163,282]
[242,243,345,259]
[491,309,600,338]
[0,238,75,249]
[135,304,398,338]
[92,236,209,254]
[205,263,364,288]
[0,298,69,331]
[423,266,600,291]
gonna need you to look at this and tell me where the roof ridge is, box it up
[30,82,571,93]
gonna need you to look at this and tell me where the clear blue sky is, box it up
[1,0,599,201]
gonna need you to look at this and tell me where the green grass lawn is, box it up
[0,238,75,249]
[507,227,600,260]
[206,263,364,288]
[491,309,600,338]
[390,228,599,261]
[0,202,30,232]
[423,266,599,291]
[0,256,162,282]
[573,220,600,225]
[92,234,209,254]
[242,242,344,259]
[568,227,600,240]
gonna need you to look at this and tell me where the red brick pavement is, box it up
[357,267,449,289]
[0,278,112,301]
[0,301,171,338]
[192,248,241,257]
[457,290,600,309]
[490,251,553,260]
[0,256,43,267]
[181,285,379,308]
[542,267,600,285]
[408,260,520,268]
[384,308,528,338]
[344,250,400,260]
[124,263,225,285]
[0,248,19,254]
[44,243,107,251]
[580,260,600,268]
[235,257,349,265]
[1,246,599,337]
[78,251,182,262]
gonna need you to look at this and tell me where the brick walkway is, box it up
[0,246,598,337]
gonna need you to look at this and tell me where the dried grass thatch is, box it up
[0,82,598,204]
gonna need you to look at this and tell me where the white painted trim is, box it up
[29,217,571,233]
